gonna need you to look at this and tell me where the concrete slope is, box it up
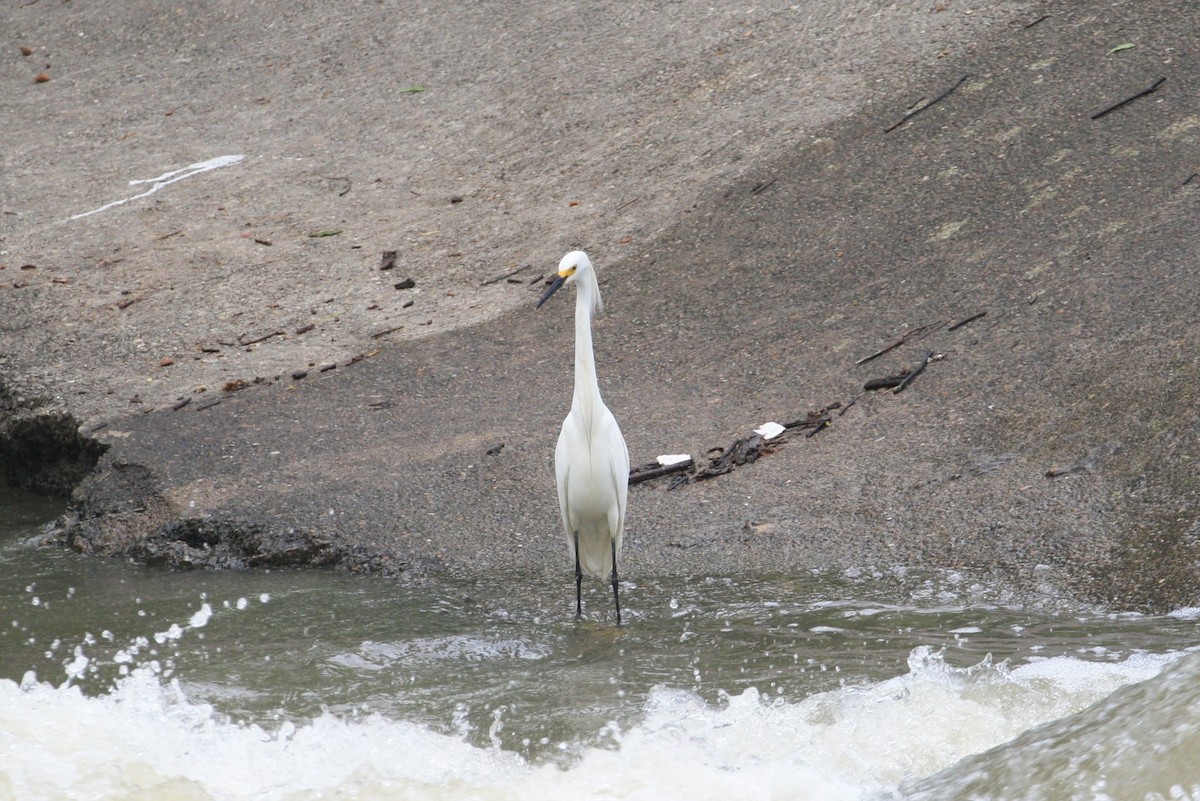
[3,1,1198,610]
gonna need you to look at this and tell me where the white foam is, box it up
[0,647,1185,801]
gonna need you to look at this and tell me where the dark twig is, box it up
[804,414,831,438]
[864,375,905,391]
[370,324,405,339]
[894,351,935,394]
[1090,77,1167,120]
[238,330,285,346]
[750,177,777,195]
[1022,14,1049,28]
[1184,173,1199,187]
[855,320,943,365]
[481,263,532,286]
[615,196,641,212]
[948,310,987,331]
[885,75,969,133]
[838,391,867,416]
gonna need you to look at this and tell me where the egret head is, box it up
[536,250,602,313]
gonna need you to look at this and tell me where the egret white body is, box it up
[537,251,629,623]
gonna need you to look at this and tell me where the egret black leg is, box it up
[611,538,621,625]
[574,531,583,617]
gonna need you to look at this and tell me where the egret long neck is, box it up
[572,278,603,419]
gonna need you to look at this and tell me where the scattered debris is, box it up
[223,379,249,392]
[486,443,505,456]
[159,357,175,367]
[291,370,308,380]
[691,434,770,482]
[1107,43,1136,55]
[308,229,342,238]
[450,195,464,204]
[295,323,315,335]
[379,250,398,271]
[394,278,416,290]
[19,45,34,56]
[34,72,50,83]
[171,397,191,411]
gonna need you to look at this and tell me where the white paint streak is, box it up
[70,154,245,220]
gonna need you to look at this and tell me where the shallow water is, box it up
[2,485,1199,800]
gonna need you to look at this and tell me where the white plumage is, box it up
[537,251,629,623]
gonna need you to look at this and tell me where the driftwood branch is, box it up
[628,458,694,486]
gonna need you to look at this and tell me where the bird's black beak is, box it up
[536,273,567,309]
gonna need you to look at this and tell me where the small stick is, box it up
[481,264,532,286]
[838,391,867,416]
[238,330,285,346]
[370,324,405,339]
[894,351,934,394]
[750,177,777,195]
[855,320,943,365]
[615,196,641,212]
[885,75,969,133]
[1184,173,1198,187]
[1022,14,1049,28]
[804,415,831,438]
[948,310,987,331]
[1090,77,1167,120]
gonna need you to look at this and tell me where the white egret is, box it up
[537,251,630,623]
